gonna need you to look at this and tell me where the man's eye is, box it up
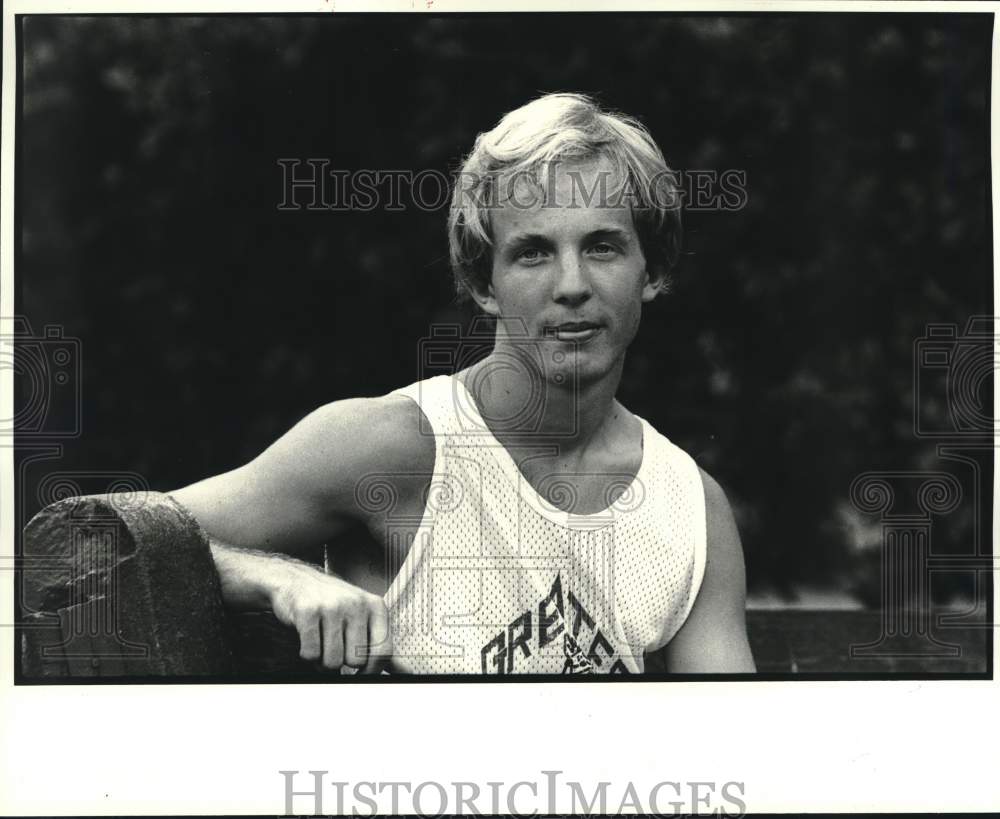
[517,248,545,263]
[590,242,618,256]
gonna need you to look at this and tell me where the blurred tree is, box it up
[19,14,993,601]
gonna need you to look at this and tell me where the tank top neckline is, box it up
[448,373,651,528]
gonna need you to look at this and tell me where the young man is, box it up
[172,93,755,675]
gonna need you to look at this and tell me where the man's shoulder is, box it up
[697,467,728,513]
[291,392,436,476]
[695,466,742,564]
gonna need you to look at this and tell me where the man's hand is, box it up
[270,564,394,673]
[169,395,433,673]
[208,540,394,674]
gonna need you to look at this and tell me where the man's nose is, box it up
[552,253,593,305]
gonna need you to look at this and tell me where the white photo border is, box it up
[1,2,997,815]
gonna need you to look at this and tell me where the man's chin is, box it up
[544,352,616,388]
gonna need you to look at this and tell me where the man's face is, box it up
[476,156,660,384]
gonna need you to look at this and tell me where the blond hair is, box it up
[448,93,682,300]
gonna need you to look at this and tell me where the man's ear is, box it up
[641,265,669,302]
[468,280,500,316]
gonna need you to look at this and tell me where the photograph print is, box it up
[10,11,994,681]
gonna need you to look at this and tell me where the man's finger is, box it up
[320,613,345,670]
[298,616,322,663]
[344,614,368,669]
[362,602,393,674]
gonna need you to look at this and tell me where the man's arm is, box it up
[170,394,434,672]
[172,395,431,554]
[664,468,756,673]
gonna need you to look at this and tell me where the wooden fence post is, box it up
[20,491,235,677]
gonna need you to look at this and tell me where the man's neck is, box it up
[462,345,625,457]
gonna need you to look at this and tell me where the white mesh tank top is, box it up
[383,374,707,674]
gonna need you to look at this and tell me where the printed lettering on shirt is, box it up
[479,573,631,674]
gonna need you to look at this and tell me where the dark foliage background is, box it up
[18,13,993,604]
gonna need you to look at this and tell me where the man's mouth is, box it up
[546,322,603,342]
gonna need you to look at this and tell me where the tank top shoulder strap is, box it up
[389,374,467,441]
[636,418,699,483]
